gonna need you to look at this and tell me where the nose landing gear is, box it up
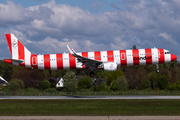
[156,64,159,73]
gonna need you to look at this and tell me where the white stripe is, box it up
[139,49,146,65]
[37,55,44,69]
[63,53,69,69]
[11,34,19,65]
[152,48,158,64]
[25,48,31,68]
[88,52,94,60]
[113,50,120,65]
[101,51,107,62]
[50,54,57,70]
[76,52,83,69]
[164,50,171,63]
[166,54,171,63]
[88,52,94,69]
[126,50,133,66]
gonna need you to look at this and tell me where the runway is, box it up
[1,95,180,99]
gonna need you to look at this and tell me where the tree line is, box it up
[0,59,179,92]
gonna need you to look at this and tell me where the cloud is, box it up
[159,33,178,45]
[37,37,78,54]
[0,0,180,60]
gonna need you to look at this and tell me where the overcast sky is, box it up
[0,0,180,61]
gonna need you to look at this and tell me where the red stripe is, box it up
[145,49,152,65]
[107,51,114,62]
[94,51,101,61]
[69,53,76,69]
[120,50,127,66]
[132,49,140,65]
[158,49,165,64]
[56,54,63,69]
[82,52,88,69]
[44,54,50,70]
[18,40,25,66]
[5,34,12,56]
[31,54,38,69]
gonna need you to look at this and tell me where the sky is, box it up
[0,0,180,61]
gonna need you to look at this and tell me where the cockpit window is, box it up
[165,52,171,54]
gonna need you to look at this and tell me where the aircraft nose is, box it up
[171,54,177,62]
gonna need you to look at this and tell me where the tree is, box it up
[143,80,151,89]
[110,80,118,91]
[63,70,77,92]
[8,80,20,91]
[0,65,4,76]
[64,81,77,92]
[3,66,13,82]
[149,71,158,90]
[12,69,44,88]
[117,77,129,90]
[11,79,25,89]
[97,82,107,92]
[78,76,93,90]
[63,70,76,82]
[48,70,52,77]
[48,77,58,88]
[106,69,124,86]
[133,45,137,49]
[157,75,169,90]
[96,70,110,78]
[40,80,51,90]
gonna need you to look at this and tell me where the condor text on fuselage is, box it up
[133,56,152,61]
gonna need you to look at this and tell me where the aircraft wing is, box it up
[67,45,103,69]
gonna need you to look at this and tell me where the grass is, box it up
[1,90,180,96]
[0,99,180,116]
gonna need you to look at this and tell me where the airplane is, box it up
[4,34,177,77]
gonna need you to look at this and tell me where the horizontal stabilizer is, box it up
[4,59,24,64]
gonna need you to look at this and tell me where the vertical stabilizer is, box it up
[5,34,31,60]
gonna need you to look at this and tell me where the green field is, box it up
[0,99,180,116]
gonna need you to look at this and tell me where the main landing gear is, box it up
[156,64,159,73]
[89,71,95,77]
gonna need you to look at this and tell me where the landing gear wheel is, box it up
[89,71,95,77]
[156,64,159,73]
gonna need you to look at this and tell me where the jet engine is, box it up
[103,62,117,71]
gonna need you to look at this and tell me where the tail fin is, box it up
[5,34,32,63]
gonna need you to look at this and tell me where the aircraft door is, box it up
[121,53,126,60]
[32,56,37,65]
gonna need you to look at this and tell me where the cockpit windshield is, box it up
[165,52,171,54]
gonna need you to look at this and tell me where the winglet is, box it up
[67,45,76,55]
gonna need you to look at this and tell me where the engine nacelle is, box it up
[103,62,117,71]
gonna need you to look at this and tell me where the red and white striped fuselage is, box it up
[4,34,177,71]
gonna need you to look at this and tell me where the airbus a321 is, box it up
[4,34,177,76]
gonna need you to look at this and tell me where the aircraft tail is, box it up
[5,34,32,64]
